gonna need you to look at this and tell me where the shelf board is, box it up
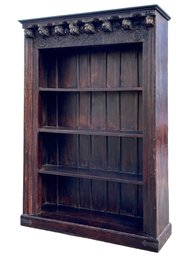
[38,165,143,185]
[38,127,143,138]
[39,87,143,92]
[38,204,143,234]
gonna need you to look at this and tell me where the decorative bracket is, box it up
[84,23,96,34]
[22,12,155,39]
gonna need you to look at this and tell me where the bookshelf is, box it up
[20,5,171,251]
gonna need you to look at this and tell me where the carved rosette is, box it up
[22,12,154,40]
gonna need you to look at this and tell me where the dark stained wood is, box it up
[107,137,120,171]
[79,93,90,129]
[39,127,143,137]
[120,48,138,87]
[120,184,137,216]
[91,92,106,129]
[78,51,90,88]
[58,135,78,167]
[39,205,143,233]
[92,180,107,211]
[41,174,57,204]
[58,52,77,88]
[107,51,120,88]
[58,177,79,207]
[107,92,119,130]
[79,178,92,209]
[39,50,58,88]
[39,87,143,92]
[20,5,171,252]
[91,50,106,88]
[38,165,143,184]
[155,12,169,236]
[107,182,120,213]
[58,93,77,128]
[120,92,138,131]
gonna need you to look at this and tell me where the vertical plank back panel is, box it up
[120,92,138,131]
[91,92,106,129]
[79,51,90,88]
[58,52,77,88]
[42,175,57,204]
[107,92,119,130]
[79,92,90,128]
[58,177,79,207]
[58,93,77,128]
[107,51,120,88]
[107,182,120,213]
[79,178,92,209]
[91,50,106,88]
[91,180,107,211]
[58,134,78,168]
[120,48,138,87]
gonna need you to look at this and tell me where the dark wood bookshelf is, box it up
[20,5,171,252]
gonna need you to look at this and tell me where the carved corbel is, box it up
[84,23,96,34]
[145,16,154,27]
[24,28,34,38]
[54,25,65,36]
[122,19,132,30]
[38,26,50,37]
[69,23,80,35]
[101,20,112,32]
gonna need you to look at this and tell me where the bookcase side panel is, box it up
[155,13,170,236]
[142,28,157,237]
[23,39,38,214]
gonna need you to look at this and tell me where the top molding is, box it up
[19,5,170,39]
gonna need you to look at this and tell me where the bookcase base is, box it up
[21,214,171,252]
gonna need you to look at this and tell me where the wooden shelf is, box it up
[38,204,143,234]
[39,87,143,92]
[39,127,143,138]
[39,165,143,185]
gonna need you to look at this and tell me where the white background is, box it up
[0,0,192,256]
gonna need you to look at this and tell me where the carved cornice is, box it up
[23,13,154,39]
